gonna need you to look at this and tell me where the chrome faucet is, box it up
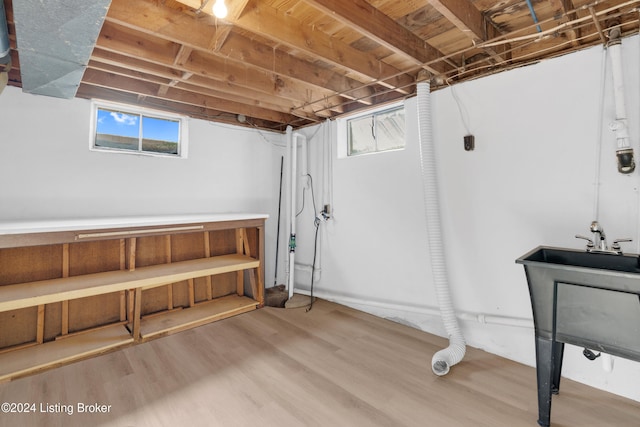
[590,221,607,251]
[575,221,632,254]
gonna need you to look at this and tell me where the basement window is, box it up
[90,101,188,158]
[346,105,405,156]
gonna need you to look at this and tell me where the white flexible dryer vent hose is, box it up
[416,81,467,376]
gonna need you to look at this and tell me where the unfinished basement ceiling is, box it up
[3,0,640,131]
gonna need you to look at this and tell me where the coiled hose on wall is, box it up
[416,81,467,376]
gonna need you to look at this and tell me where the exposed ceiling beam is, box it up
[427,0,506,64]
[77,83,286,130]
[88,56,320,121]
[174,0,425,93]
[105,0,372,107]
[82,68,302,124]
[96,20,341,116]
[201,0,250,51]
[549,0,580,46]
[302,0,443,69]
[219,32,375,105]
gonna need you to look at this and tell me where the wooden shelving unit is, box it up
[0,214,267,382]
[0,324,133,382]
[139,294,258,339]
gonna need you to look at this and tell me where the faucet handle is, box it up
[611,238,632,251]
[575,234,594,249]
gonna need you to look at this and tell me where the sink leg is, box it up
[535,337,555,427]
[551,341,564,395]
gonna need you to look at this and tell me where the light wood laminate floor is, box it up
[0,299,638,427]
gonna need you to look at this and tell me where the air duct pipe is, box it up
[607,26,635,174]
[417,80,466,376]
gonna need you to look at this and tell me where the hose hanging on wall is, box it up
[416,80,467,376]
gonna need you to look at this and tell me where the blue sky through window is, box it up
[142,116,179,142]
[97,108,179,142]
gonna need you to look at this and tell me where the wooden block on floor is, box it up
[0,324,133,383]
[139,295,258,340]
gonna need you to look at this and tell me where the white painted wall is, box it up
[0,86,286,285]
[2,33,640,403]
[293,35,640,401]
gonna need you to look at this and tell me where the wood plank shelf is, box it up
[0,214,267,382]
[140,295,258,339]
[0,254,260,312]
[0,324,133,383]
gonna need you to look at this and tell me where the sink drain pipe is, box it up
[607,26,635,174]
[417,80,466,376]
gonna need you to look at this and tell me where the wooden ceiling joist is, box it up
[77,83,286,130]
[89,50,323,122]
[82,68,303,125]
[88,58,320,122]
[105,0,369,109]
[302,0,447,74]
[175,0,417,94]
[5,0,639,131]
[96,21,340,117]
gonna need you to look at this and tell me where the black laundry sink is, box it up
[521,246,640,272]
[516,246,640,426]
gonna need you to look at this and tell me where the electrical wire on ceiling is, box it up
[448,84,471,135]
[291,0,640,119]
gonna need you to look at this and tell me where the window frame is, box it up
[337,101,406,158]
[89,100,189,159]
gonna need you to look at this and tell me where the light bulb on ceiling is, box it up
[213,0,228,19]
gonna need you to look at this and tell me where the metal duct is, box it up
[12,0,111,99]
[0,0,9,65]
[0,1,9,94]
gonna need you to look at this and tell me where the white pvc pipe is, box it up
[286,127,308,300]
[417,81,466,376]
[293,288,534,330]
[608,37,631,150]
[592,47,607,221]
[286,126,296,299]
[602,353,614,373]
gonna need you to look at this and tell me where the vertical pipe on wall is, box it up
[286,126,297,299]
[592,47,608,221]
[607,28,635,173]
[286,127,309,299]
[417,81,466,376]
[323,119,334,214]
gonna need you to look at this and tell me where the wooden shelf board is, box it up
[0,254,260,312]
[0,324,133,383]
[140,295,258,340]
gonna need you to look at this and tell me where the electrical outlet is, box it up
[464,135,475,151]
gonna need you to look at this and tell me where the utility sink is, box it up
[521,246,640,273]
[516,246,640,427]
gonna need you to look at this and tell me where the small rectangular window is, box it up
[347,106,405,156]
[91,101,187,158]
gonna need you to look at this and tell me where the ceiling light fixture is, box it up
[213,0,228,19]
